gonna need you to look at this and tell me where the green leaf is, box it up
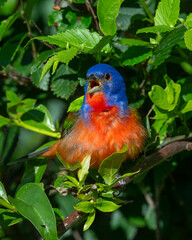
[184,29,192,51]
[152,26,186,68]
[1,126,19,165]
[34,36,67,48]
[0,181,8,202]
[6,90,21,110]
[111,170,140,186]
[20,159,48,186]
[36,29,101,52]
[118,38,151,46]
[89,36,113,53]
[137,25,173,34]
[51,78,78,100]
[0,116,11,128]
[180,100,192,114]
[53,208,65,221]
[31,68,50,91]
[40,55,56,80]
[154,0,180,27]
[67,96,84,112]
[55,47,78,66]
[98,145,128,185]
[9,183,58,240]
[122,47,152,66]
[56,151,81,170]
[78,154,91,185]
[0,209,23,228]
[185,13,192,28]
[83,210,96,231]
[54,175,67,189]
[148,76,181,111]
[152,106,169,120]
[31,50,55,74]
[0,11,19,41]
[0,33,27,67]
[97,0,124,35]
[96,199,120,212]
[64,175,79,187]
[74,201,95,213]
[20,105,56,132]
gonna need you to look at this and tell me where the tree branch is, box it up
[85,0,103,35]
[58,140,192,235]
[20,0,37,58]
[0,69,31,86]
[57,210,86,235]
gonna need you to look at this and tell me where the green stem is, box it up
[139,0,154,22]
[0,199,15,210]
[14,120,61,138]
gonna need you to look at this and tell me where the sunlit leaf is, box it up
[31,50,55,74]
[180,100,192,114]
[97,0,124,35]
[0,116,11,128]
[154,0,180,27]
[184,29,192,51]
[119,38,151,46]
[0,181,8,202]
[149,76,181,111]
[111,170,140,186]
[95,199,120,212]
[67,96,84,112]
[78,154,91,186]
[137,25,173,34]
[185,13,192,28]
[74,201,95,213]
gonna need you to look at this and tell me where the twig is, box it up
[32,21,43,35]
[0,69,31,86]
[85,0,103,35]
[57,210,86,235]
[58,140,192,234]
[141,183,155,209]
[20,0,37,58]
[158,132,192,148]
[28,33,56,50]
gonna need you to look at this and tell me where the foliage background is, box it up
[0,0,192,239]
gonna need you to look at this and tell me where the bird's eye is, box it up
[105,73,111,81]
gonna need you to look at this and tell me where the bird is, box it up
[30,64,147,168]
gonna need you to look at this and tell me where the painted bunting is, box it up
[36,64,146,168]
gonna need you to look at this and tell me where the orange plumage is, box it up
[42,92,146,168]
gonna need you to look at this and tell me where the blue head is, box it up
[81,64,129,121]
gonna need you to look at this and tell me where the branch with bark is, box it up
[0,68,31,86]
[57,140,192,235]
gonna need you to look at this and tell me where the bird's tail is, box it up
[8,141,60,165]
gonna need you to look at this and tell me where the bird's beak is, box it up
[87,79,102,94]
